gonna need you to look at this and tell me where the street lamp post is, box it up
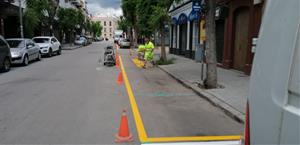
[19,0,24,38]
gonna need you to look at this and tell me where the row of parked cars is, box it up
[0,35,61,72]
[74,35,106,46]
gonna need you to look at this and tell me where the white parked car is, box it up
[32,36,61,57]
[6,38,41,66]
[119,38,130,48]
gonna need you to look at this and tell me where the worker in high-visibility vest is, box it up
[137,44,145,60]
[143,37,155,68]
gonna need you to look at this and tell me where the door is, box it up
[0,39,9,63]
[216,20,225,63]
[179,23,187,55]
[51,38,59,51]
[28,40,39,60]
[233,8,249,71]
[26,40,35,61]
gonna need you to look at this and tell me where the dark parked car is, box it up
[0,35,11,72]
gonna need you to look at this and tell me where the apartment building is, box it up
[92,16,119,39]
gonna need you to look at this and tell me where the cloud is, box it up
[86,0,122,17]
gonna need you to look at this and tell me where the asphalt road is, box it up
[0,42,243,144]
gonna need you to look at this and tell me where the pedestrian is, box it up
[143,37,155,68]
[137,44,145,60]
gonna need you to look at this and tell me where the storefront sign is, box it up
[189,10,200,21]
[192,0,202,12]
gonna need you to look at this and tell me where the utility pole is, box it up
[19,0,24,38]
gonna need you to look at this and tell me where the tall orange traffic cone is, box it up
[115,110,133,143]
[116,54,120,68]
[116,71,123,85]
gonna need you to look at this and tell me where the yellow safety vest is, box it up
[144,42,154,61]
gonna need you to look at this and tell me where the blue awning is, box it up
[178,13,188,25]
[171,17,178,25]
[189,10,200,21]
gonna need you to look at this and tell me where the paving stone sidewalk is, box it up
[154,48,248,122]
[61,43,82,50]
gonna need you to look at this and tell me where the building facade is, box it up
[217,0,264,74]
[169,0,201,59]
[92,16,119,39]
[169,0,265,75]
[0,0,25,38]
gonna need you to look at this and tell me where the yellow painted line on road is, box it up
[132,58,145,68]
[119,56,148,142]
[119,55,242,143]
[144,136,241,143]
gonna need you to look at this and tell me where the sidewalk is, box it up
[154,48,248,122]
[61,43,82,50]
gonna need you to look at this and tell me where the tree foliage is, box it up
[117,18,130,32]
[24,8,40,38]
[25,0,59,35]
[89,21,102,37]
[57,8,82,31]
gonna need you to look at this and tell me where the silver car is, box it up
[74,37,87,46]
[6,38,41,66]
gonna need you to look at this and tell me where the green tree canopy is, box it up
[117,18,130,32]
[91,21,102,37]
[24,8,40,38]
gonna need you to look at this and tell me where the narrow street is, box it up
[0,42,242,144]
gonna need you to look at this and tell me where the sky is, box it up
[86,0,123,17]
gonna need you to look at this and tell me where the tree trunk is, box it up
[160,29,167,61]
[205,0,218,88]
[133,25,138,47]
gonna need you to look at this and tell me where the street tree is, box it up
[26,0,59,35]
[203,0,218,88]
[117,17,129,33]
[121,0,138,46]
[91,21,102,37]
[23,8,40,38]
[148,0,174,61]
[57,8,84,43]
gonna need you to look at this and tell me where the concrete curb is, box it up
[61,45,82,50]
[157,65,245,123]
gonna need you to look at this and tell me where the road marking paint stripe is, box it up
[144,136,241,143]
[119,56,148,142]
[119,55,242,143]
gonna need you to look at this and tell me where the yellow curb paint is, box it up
[144,136,241,143]
[132,58,145,68]
[119,55,242,143]
[119,56,148,142]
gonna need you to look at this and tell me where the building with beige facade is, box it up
[92,16,119,39]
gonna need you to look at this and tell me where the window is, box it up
[0,39,8,49]
[51,38,57,42]
[104,34,106,37]
[110,28,112,32]
[104,21,106,26]
[110,34,112,37]
[104,28,106,32]
[109,21,112,26]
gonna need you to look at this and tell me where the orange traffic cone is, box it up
[116,55,120,68]
[116,71,123,85]
[115,110,133,143]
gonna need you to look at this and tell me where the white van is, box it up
[245,0,300,144]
